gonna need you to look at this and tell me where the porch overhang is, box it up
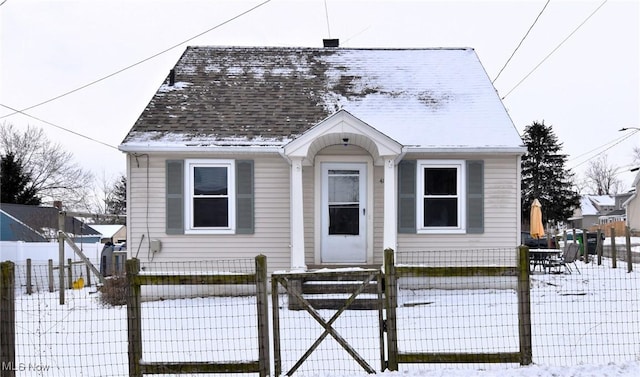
[282,110,404,165]
[282,110,403,270]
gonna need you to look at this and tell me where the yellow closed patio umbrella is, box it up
[530,199,545,240]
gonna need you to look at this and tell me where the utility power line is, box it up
[0,0,272,121]
[324,0,332,38]
[493,0,550,84]
[0,103,119,150]
[501,0,608,100]
[568,129,638,170]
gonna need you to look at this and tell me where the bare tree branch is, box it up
[583,154,622,195]
[1,122,94,209]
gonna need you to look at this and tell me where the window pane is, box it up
[194,167,227,195]
[329,204,359,235]
[193,198,229,227]
[424,168,457,195]
[424,198,458,227]
[329,174,359,203]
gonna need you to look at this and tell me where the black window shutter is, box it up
[236,160,254,234]
[466,160,484,234]
[398,160,417,234]
[166,160,184,235]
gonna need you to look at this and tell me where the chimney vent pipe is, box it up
[323,39,339,48]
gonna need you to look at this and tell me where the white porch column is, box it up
[290,157,306,270]
[383,157,397,250]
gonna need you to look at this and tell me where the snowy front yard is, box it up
[9,257,640,377]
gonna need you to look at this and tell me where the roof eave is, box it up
[404,146,527,155]
[118,144,285,154]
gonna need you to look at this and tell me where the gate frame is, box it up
[126,255,270,377]
[271,269,385,376]
[384,246,532,369]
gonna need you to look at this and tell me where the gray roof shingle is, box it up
[120,46,523,151]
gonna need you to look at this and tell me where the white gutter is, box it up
[120,144,526,158]
[404,146,527,154]
[118,144,284,154]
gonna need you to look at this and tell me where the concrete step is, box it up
[304,296,382,310]
[301,280,380,295]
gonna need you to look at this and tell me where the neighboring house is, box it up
[568,195,617,229]
[600,190,633,225]
[1,208,47,242]
[90,224,127,244]
[0,203,101,242]
[118,45,526,273]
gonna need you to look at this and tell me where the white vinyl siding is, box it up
[126,151,520,271]
[397,156,520,265]
[127,153,292,274]
[303,167,315,265]
[372,165,385,265]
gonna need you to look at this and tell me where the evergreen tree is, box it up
[1,152,41,205]
[105,175,126,224]
[521,121,580,225]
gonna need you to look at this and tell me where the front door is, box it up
[321,163,367,263]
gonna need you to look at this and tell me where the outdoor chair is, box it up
[547,243,581,274]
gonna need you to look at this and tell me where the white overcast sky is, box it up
[1,0,639,191]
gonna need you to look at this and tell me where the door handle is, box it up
[363,208,366,216]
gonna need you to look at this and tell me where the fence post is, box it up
[271,276,282,377]
[26,258,32,295]
[85,263,92,287]
[582,229,589,263]
[384,248,398,371]
[1,261,16,377]
[126,258,142,377]
[67,258,73,289]
[254,255,270,377]
[48,259,54,293]
[517,246,533,365]
[611,227,617,269]
[596,229,603,266]
[58,212,65,305]
[625,226,633,273]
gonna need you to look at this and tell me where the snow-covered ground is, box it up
[9,256,640,377]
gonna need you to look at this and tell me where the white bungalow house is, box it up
[118,45,526,273]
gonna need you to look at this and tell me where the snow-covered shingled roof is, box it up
[119,46,524,152]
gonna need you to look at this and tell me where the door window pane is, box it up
[327,169,360,235]
[328,170,359,203]
[329,204,359,235]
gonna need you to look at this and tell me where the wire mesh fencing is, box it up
[528,255,640,366]
[4,257,267,377]
[388,248,529,372]
[8,261,128,376]
[2,249,639,377]
[391,248,640,371]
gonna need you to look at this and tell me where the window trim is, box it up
[416,159,466,234]
[184,159,236,234]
